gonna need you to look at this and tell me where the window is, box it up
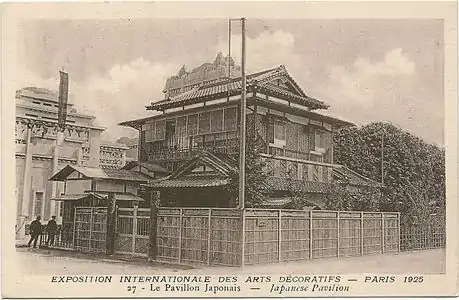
[187,114,198,136]
[274,120,286,146]
[210,109,223,133]
[224,107,237,131]
[199,111,211,134]
[268,117,286,147]
[144,121,166,142]
[33,192,44,217]
[58,201,64,218]
[310,129,326,153]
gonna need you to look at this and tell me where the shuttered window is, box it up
[210,109,223,133]
[224,107,237,131]
[199,111,211,134]
[187,114,198,136]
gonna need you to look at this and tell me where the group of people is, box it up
[27,215,58,249]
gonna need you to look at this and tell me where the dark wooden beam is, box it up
[148,191,159,262]
[105,192,116,255]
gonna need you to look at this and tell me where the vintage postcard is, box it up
[1,1,458,299]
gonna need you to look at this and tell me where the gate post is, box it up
[132,204,138,254]
[105,192,116,255]
[381,213,385,254]
[148,191,159,262]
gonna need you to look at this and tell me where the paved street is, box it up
[13,247,445,275]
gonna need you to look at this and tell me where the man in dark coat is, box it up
[46,216,58,246]
[28,216,42,248]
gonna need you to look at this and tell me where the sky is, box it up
[14,19,444,145]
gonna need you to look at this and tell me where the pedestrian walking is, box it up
[28,216,42,248]
[46,216,58,247]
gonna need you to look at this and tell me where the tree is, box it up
[325,184,382,212]
[225,117,271,208]
[332,121,445,226]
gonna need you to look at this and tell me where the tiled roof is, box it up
[148,174,230,188]
[49,164,154,182]
[146,66,328,111]
[103,169,153,182]
[122,161,170,173]
[333,165,384,188]
[93,192,145,202]
[50,192,144,202]
[266,177,330,193]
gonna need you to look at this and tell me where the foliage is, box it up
[225,118,271,208]
[325,184,382,212]
[331,121,445,226]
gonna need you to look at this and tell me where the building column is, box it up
[49,130,64,220]
[76,147,83,166]
[121,150,127,167]
[17,125,32,239]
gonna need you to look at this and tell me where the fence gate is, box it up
[73,207,107,253]
[115,207,150,257]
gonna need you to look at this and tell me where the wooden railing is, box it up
[261,154,334,183]
[147,137,239,161]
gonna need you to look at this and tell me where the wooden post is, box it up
[207,209,212,265]
[148,191,159,262]
[309,210,313,259]
[72,207,77,248]
[278,210,282,262]
[397,212,401,253]
[132,204,138,254]
[381,213,385,254]
[360,212,364,256]
[178,208,183,264]
[105,192,116,255]
[337,212,340,257]
[240,209,245,267]
[89,208,94,252]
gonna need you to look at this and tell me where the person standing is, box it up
[46,216,58,247]
[28,216,42,248]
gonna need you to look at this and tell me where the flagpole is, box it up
[381,132,384,184]
[239,17,247,211]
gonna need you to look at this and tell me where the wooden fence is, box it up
[37,205,446,266]
[400,225,446,251]
[73,207,107,253]
[155,208,400,266]
[243,209,400,265]
[115,207,150,256]
[157,208,242,266]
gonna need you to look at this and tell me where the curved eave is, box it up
[254,85,328,110]
[118,115,160,129]
[308,111,355,129]
[253,98,354,129]
[146,89,243,111]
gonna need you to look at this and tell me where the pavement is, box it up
[13,246,446,275]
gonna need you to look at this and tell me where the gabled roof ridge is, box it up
[187,65,280,91]
[169,150,237,180]
[341,165,384,186]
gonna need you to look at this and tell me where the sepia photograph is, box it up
[1,1,457,298]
